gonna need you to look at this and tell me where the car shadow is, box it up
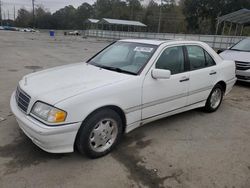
[236,80,250,87]
[0,128,84,175]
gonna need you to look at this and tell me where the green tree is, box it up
[52,5,77,29]
[181,0,250,34]
[143,0,159,32]
[35,6,54,29]
[15,8,32,27]
[76,3,94,27]
[126,0,143,20]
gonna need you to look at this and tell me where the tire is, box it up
[76,109,123,158]
[204,84,224,112]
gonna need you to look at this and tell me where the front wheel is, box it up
[76,109,123,158]
[204,84,224,112]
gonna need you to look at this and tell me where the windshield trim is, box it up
[91,64,138,75]
[87,41,159,76]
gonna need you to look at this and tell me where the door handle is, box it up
[209,70,217,75]
[179,77,190,82]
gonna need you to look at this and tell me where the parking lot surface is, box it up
[0,31,250,188]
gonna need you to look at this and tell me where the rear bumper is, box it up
[225,78,237,95]
[236,69,250,82]
[10,93,81,153]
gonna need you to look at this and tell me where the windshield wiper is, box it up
[98,65,137,75]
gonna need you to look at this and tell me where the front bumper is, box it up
[10,93,81,153]
[236,69,250,83]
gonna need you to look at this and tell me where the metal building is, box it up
[85,18,147,32]
[216,9,250,36]
[84,19,99,30]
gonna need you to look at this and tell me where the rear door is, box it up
[185,45,218,105]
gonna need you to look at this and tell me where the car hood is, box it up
[19,63,132,105]
[220,50,250,62]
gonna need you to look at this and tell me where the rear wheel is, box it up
[204,84,224,112]
[76,109,123,158]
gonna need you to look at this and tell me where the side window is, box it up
[204,51,216,67]
[186,46,206,70]
[155,46,184,75]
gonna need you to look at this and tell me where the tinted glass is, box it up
[88,42,157,74]
[186,46,206,70]
[155,46,184,74]
[204,51,216,67]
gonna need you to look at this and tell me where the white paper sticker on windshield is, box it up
[134,47,153,53]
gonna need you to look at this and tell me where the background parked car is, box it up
[220,38,250,82]
[67,30,81,36]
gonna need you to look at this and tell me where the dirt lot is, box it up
[0,31,250,188]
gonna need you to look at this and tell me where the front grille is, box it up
[235,61,250,71]
[237,75,250,80]
[15,86,31,113]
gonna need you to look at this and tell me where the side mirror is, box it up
[217,49,224,54]
[151,69,171,79]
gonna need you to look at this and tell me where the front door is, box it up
[142,45,189,120]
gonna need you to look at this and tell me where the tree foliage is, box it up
[12,0,250,34]
[181,0,250,34]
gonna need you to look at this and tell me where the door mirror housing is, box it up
[151,69,171,79]
[217,49,224,54]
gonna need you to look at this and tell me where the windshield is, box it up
[88,41,157,75]
[231,39,250,52]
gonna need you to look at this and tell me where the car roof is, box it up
[119,39,205,46]
[119,39,171,45]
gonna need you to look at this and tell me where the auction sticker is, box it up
[134,47,154,53]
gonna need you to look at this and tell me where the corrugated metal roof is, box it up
[86,19,99,23]
[218,9,250,25]
[99,18,147,27]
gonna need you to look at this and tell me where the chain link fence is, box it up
[84,29,245,49]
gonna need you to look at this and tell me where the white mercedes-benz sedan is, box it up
[10,39,236,158]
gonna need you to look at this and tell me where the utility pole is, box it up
[0,0,2,26]
[3,10,5,26]
[32,0,35,28]
[157,0,162,33]
[7,10,9,20]
[14,5,16,21]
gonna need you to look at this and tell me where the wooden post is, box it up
[228,22,232,36]
[222,21,226,35]
[240,25,244,36]
[215,20,220,35]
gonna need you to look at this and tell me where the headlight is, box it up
[31,102,67,123]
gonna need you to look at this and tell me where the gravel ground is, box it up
[0,30,250,188]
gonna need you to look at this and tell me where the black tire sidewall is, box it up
[205,84,224,112]
[76,109,123,158]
